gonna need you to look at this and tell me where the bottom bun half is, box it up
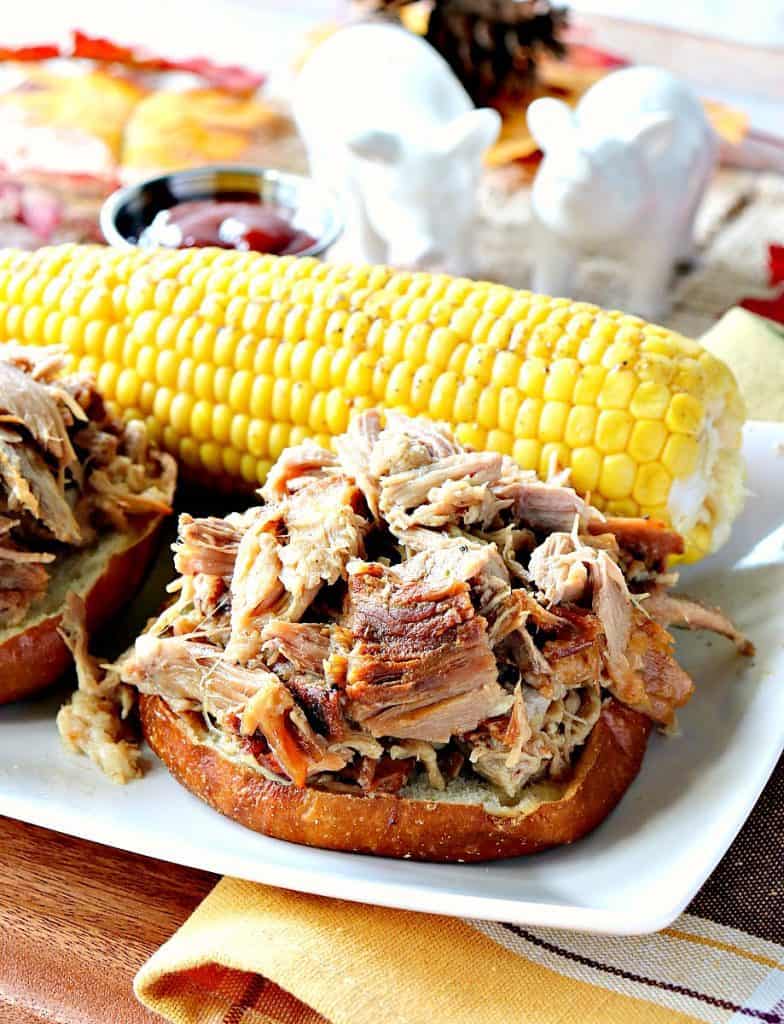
[0,519,163,704]
[140,694,651,862]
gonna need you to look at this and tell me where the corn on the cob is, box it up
[0,244,745,561]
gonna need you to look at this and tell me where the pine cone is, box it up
[361,0,568,106]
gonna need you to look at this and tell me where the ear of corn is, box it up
[0,244,745,561]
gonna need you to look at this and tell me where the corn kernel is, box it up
[410,362,438,410]
[249,375,273,418]
[226,369,252,412]
[630,381,670,420]
[212,404,233,444]
[152,387,174,423]
[290,380,315,425]
[513,438,541,471]
[170,393,194,435]
[477,386,500,430]
[598,368,637,410]
[666,393,704,435]
[595,409,632,454]
[573,364,606,405]
[628,419,667,463]
[240,453,258,484]
[539,400,569,442]
[96,362,120,398]
[214,366,233,404]
[325,389,350,433]
[454,378,483,421]
[543,359,579,402]
[272,378,291,421]
[486,428,513,455]
[190,363,213,401]
[633,462,672,506]
[456,422,486,451]
[606,498,638,518]
[247,419,270,457]
[514,397,542,438]
[115,368,140,407]
[308,392,329,433]
[662,434,700,478]
[386,362,414,405]
[429,371,459,420]
[518,358,547,398]
[570,447,602,493]
[564,405,598,448]
[599,453,636,499]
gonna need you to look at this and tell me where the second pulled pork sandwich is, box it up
[0,342,175,709]
[72,411,750,860]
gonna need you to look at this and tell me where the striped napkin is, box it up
[134,753,784,1024]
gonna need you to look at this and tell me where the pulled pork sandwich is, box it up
[67,410,750,859]
[0,342,175,708]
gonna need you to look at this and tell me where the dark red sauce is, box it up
[140,199,316,255]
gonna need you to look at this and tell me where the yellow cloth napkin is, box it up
[135,875,784,1024]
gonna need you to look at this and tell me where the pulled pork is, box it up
[0,343,176,629]
[95,410,751,797]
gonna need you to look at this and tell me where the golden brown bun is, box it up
[140,695,651,862]
[0,519,162,704]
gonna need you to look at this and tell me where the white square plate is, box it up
[1,421,782,934]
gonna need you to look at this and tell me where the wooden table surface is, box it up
[0,815,217,1023]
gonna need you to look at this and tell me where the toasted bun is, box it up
[0,519,162,704]
[140,695,651,862]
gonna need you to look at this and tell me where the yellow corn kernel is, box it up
[456,422,486,451]
[290,380,315,425]
[115,368,140,407]
[595,409,633,454]
[250,375,274,419]
[661,434,700,478]
[564,405,598,448]
[247,419,270,457]
[633,462,672,507]
[628,419,667,463]
[429,371,459,420]
[630,381,670,420]
[514,397,542,438]
[665,393,704,435]
[486,428,513,455]
[477,386,500,430]
[539,400,569,443]
[543,359,580,402]
[599,453,636,500]
[573,365,606,405]
[170,393,194,435]
[230,413,249,451]
[570,447,602,493]
[410,363,438,410]
[513,438,541,471]
[598,368,637,410]
[228,370,253,412]
[212,404,233,444]
[518,358,547,398]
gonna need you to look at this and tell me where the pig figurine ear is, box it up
[346,130,402,165]
[526,97,575,153]
[440,107,501,158]
[623,112,676,159]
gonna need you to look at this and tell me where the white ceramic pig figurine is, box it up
[293,23,500,275]
[528,67,717,319]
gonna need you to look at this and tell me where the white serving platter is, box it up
[1,421,782,934]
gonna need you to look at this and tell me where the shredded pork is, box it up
[72,408,749,796]
[0,343,175,630]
